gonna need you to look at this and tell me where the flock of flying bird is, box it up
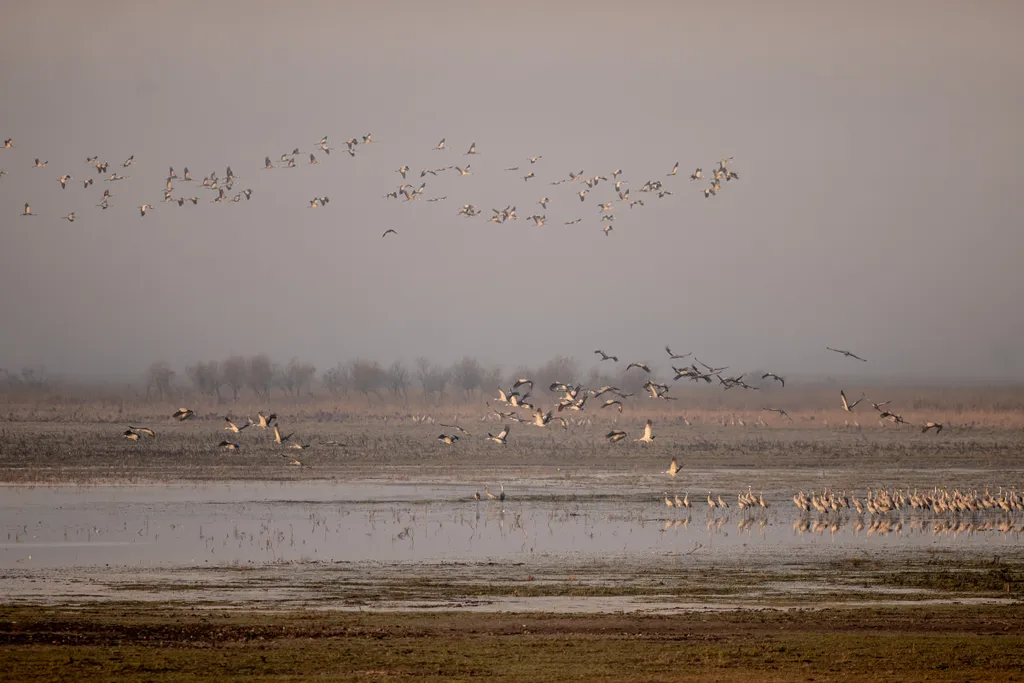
[123,409,324,466]
[6,132,966,514]
[2,134,740,239]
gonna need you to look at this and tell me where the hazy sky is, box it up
[1,1,1022,381]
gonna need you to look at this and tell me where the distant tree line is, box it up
[132,352,732,406]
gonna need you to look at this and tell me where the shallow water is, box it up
[1,481,1020,570]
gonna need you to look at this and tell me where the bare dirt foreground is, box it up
[2,604,1023,682]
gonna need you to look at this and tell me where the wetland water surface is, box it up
[2,480,1020,570]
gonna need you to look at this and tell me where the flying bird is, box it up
[123,429,140,441]
[438,434,460,445]
[218,441,240,450]
[605,429,627,443]
[636,419,655,443]
[664,457,682,477]
[256,412,277,429]
[58,174,72,189]
[665,346,690,360]
[382,229,398,238]
[273,424,294,444]
[594,350,618,362]
[128,426,155,438]
[172,408,194,421]
[487,424,510,445]
[840,390,864,412]
[224,417,251,433]
[922,422,944,434]
[465,142,478,155]
[826,347,867,362]
[62,213,75,222]
[139,204,153,217]
[626,362,651,373]
[761,372,785,387]
[763,408,792,420]
[667,161,679,176]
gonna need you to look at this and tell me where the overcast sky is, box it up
[0,1,1022,382]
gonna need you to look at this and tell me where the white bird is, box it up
[224,417,251,433]
[487,424,510,445]
[636,419,655,443]
[840,390,864,412]
[664,457,682,477]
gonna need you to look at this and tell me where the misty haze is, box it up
[3,3,1024,681]
[0,1,1022,383]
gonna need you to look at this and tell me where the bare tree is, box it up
[451,356,483,401]
[322,364,349,397]
[348,358,385,406]
[222,355,248,401]
[386,360,409,405]
[146,361,176,400]
[248,354,274,401]
[416,356,433,403]
[186,360,222,399]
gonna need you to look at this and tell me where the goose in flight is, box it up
[840,390,864,412]
[538,197,550,208]
[826,347,867,362]
[139,204,153,217]
[626,361,651,373]
[523,171,535,181]
[435,138,446,150]
[289,442,311,450]
[3,138,12,148]
[921,422,943,434]
[81,178,93,188]
[439,423,472,437]
[599,399,622,414]
[513,378,534,391]
[528,156,543,163]
[487,424,510,445]
[664,457,682,477]
[273,424,294,444]
[529,214,546,226]
[665,346,690,360]
[690,168,703,180]
[34,158,48,167]
[381,229,398,238]
[879,410,906,425]
[761,372,785,387]
[58,174,73,189]
[256,412,277,429]
[597,202,614,212]
[605,429,627,443]
[870,399,892,411]
[578,189,588,202]
[564,218,582,224]
[397,165,409,178]
[123,429,140,441]
[594,350,618,362]
[264,157,274,169]
[224,417,251,433]
[636,419,655,443]
[62,213,75,222]
[465,141,478,155]
[455,165,471,176]
[128,426,156,438]
[667,161,679,176]
[217,441,240,450]
[602,225,613,236]
[763,408,792,420]
[437,433,460,445]
[172,408,194,421]
[123,155,135,167]
[281,454,304,466]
